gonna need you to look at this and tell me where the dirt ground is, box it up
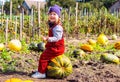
[0,61,120,82]
[0,36,120,82]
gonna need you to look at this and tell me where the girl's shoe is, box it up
[31,71,46,79]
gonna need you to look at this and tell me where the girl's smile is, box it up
[49,12,59,23]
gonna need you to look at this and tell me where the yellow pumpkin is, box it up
[88,39,96,46]
[0,43,5,51]
[81,44,93,52]
[5,78,22,82]
[23,80,33,82]
[97,33,108,45]
[8,39,22,51]
[114,42,120,50]
[112,34,117,40]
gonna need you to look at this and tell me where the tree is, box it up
[4,0,24,15]
[47,0,76,8]
[102,0,118,9]
[4,1,10,14]
[47,0,117,10]
[89,0,104,9]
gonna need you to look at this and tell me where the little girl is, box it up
[31,5,65,79]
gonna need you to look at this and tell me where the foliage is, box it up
[102,0,118,9]
[47,0,76,8]
[47,0,117,10]
[4,0,24,15]
[0,49,15,72]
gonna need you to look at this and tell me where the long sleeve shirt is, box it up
[48,25,63,42]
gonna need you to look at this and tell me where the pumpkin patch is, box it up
[1,1,120,81]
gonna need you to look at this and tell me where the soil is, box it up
[0,35,120,82]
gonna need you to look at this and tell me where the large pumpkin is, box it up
[47,55,73,79]
[0,43,5,51]
[81,44,93,52]
[5,78,22,82]
[97,33,108,45]
[101,53,119,64]
[8,39,22,51]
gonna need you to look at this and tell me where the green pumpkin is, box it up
[47,55,73,79]
[28,42,45,52]
[37,42,45,52]
[101,53,119,64]
[28,42,38,50]
[73,49,85,58]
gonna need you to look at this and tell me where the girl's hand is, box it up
[42,36,48,41]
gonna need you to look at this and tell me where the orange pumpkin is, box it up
[114,42,120,50]
[81,44,93,52]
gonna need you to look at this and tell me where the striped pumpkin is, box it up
[47,55,73,79]
[101,53,119,64]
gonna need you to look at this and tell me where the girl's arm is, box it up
[48,25,63,42]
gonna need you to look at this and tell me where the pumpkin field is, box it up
[0,36,120,82]
[0,1,120,82]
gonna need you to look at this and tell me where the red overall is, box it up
[38,25,65,73]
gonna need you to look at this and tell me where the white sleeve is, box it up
[48,25,63,42]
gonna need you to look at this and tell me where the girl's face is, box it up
[48,12,59,23]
